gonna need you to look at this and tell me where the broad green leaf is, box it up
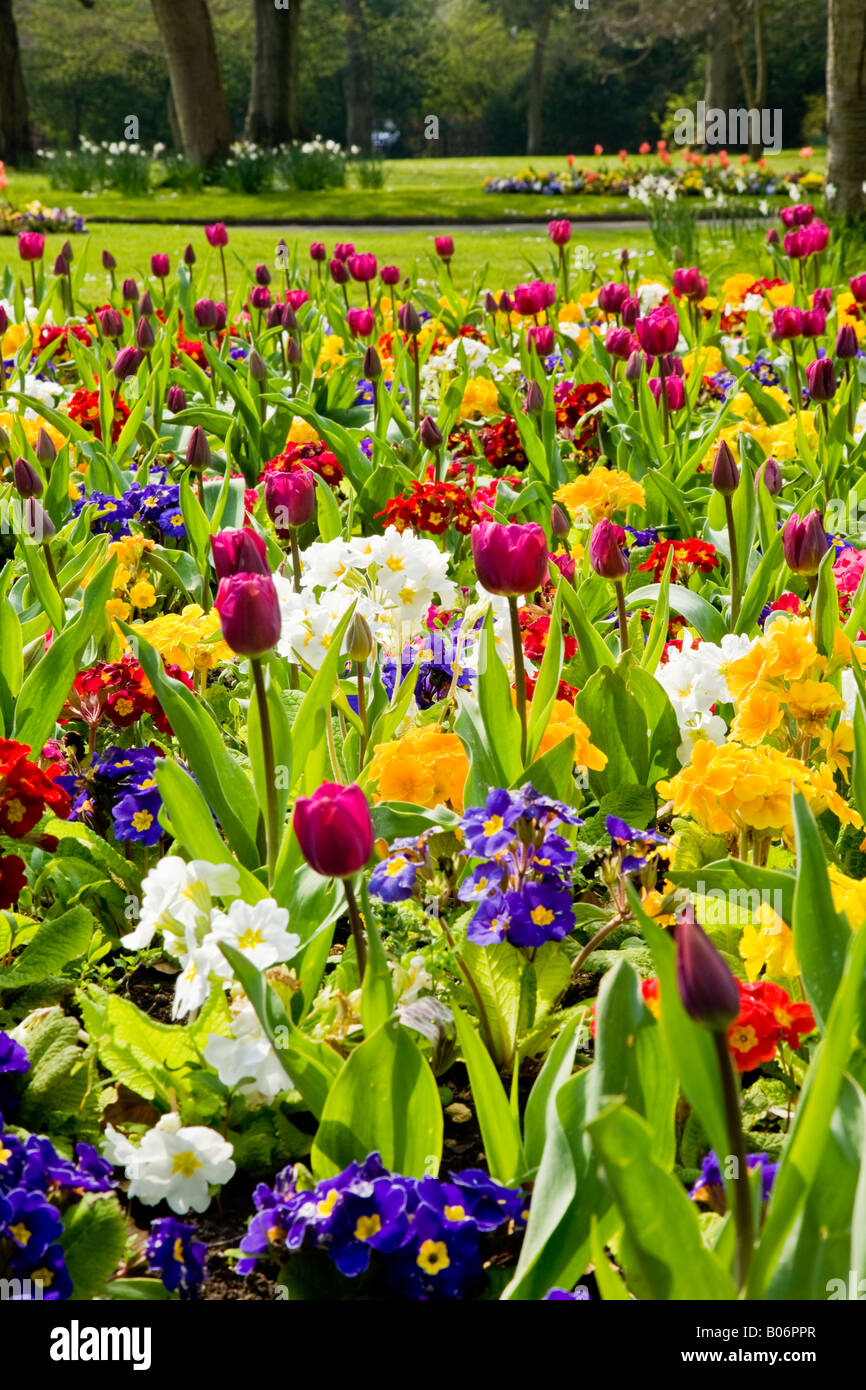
[587,1101,737,1299]
[792,791,851,1030]
[0,905,93,988]
[311,1017,442,1179]
[452,1004,524,1184]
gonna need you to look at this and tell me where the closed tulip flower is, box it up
[194,298,218,331]
[528,324,555,355]
[347,253,377,283]
[215,572,282,657]
[185,425,211,472]
[849,273,866,304]
[346,306,375,338]
[17,232,45,262]
[800,307,826,339]
[434,235,455,259]
[621,293,639,327]
[264,469,316,534]
[594,280,631,316]
[711,439,739,495]
[13,456,42,498]
[635,306,679,357]
[98,308,123,340]
[381,264,400,286]
[649,374,686,411]
[329,258,350,286]
[471,520,549,597]
[334,242,355,262]
[122,278,139,302]
[759,457,782,495]
[771,305,803,340]
[184,243,196,266]
[675,906,740,1030]
[589,518,630,581]
[151,253,170,279]
[211,527,270,581]
[205,223,228,248]
[309,242,327,261]
[419,415,443,450]
[782,510,828,575]
[166,385,187,414]
[113,346,144,380]
[835,324,859,359]
[672,266,708,301]
[806,356,836,402]
[293,782,373,880]
[548,219,571,246]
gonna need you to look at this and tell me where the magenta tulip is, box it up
[293,782,373,879]
[782,511,828,575]
[214,572,281,657]
[471,520,549,597]
[588,519,630,581]
[264,469,317,534]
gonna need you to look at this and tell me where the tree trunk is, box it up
[526,0,554,156]
[245,0,303,145]
[704,9,739,121]
[340,0,372,150]
[150,0,231,165]
[727,0,767,161]
[827,0,866,216]
[0,0,30,165]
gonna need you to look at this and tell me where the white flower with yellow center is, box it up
[120,856,239,952]
[209,898,300,972]
[103,1114,235,1215]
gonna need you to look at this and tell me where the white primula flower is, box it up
[203,996,290,1107]
[171,926,228,1019]
[655,630,753,764]
[121,856,239,952]
[209,898,300,971]
[104,1113,236,1215]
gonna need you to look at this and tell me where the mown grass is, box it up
[0,218,775,303]
[2,149,824,226]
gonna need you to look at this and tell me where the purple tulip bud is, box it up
[215,571,281,657]
[139,290,154,318]
[136,315,155,351]
[589,519,630,581]
[194,298,218,331]
[184,243,196,266]
[419,416,443,450]
[711,438,739,495]
[35,428,56,465]
[113,346,144,380]
[166,386,187,414]
[329,258,349,286]
[363,345,382,380]
[309,242,327,262]
[523,379,544,415]
[151,253,170,279]
[23,497,55,541]
[484,291,498,314]
[782,510,829,575]
[101,249,117,271]
[398,301,422,337]
[836,324,859,359]
[765,227,779,245]
[625,350,643,383]
[53,253,68,278]
[121,278,139,302]
[248,349,266,381]
[0,306,7,336]
[99,308,123,340]
[281,303,298,332]
[255,263,272,287]
[286,336,302,365]
[13,456,42,498]
[551,503,571,540]
[266,305,282,330]
[186,425,211,472]
[264,469,317,535]
[675,905,740,1030]
[806,357,836,402]
[759,457,782,496]
[214,303,227,332]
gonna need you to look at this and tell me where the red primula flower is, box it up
[741,980,815,1051]
[376,479,479,536]
[66,386,130,443]
[0,853,26,910]
[0,739,71,837]
[478,415,528,472]
[263,442,343,488]
[638,538,719,584]
[727,995,779,1071]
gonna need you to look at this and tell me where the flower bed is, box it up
[0,208,863,1304]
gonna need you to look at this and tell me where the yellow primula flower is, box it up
[369,725,469,812]
[131,605,233,672]
[458,377,500,420]
[828,865,866,930]
[739,909,798,982]
[554,467,645,525]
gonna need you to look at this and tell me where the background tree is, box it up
[149,0,231,164]
[245,0,303,145]
[526,0,555,154]
[0,0,30,162]
[340,0,372,149]
[826,0,866,216]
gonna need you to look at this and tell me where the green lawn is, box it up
[2,149,824,226]
[2,219,774,302]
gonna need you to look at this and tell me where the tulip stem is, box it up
[251,657,279,890]
[218,246,229,310]
[412,334,421,434]
[724,495,741,627]
[356,660,368,771]
[658,356,670,444]
[508,595,528,765]
[712,1028,754,1292]
[790,343,802,411]
[614,580,630,657]
[343,877,368,982]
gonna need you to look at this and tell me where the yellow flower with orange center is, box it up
[369,725,469,812]
[739,907,798,982]
[458,377,500,421]
[131,605,233,672]
[554,467,645,525]
[828,865,866,930]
